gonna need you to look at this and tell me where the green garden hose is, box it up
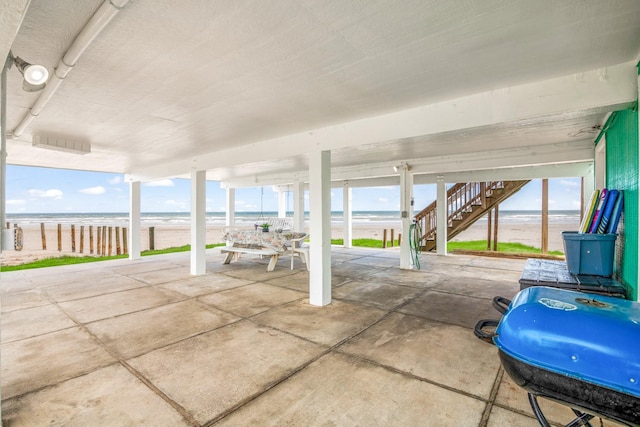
[409,221,422,270]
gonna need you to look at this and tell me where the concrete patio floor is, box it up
[0,247,625,426]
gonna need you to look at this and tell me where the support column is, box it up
[582,166,595,213]
[225,188,235,227]
[399,166,414,269]
[436,177,448,256]
[541,179,549,254]
[190,170,206,275]
[277,190,286,218]
[309,150,331,306]
[293,179,305,232]
[128,181,141,259]
[1,56,8,251]
[225,187,235,247]
[343,183,352,248]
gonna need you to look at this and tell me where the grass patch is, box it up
[331,238,399,248]
[1,243,227,272]
[448,240,563,256]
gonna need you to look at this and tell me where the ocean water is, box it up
[6,210,580,226]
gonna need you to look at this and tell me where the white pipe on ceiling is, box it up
[12,0,129,137]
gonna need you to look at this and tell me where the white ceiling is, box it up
[3,0,640,186]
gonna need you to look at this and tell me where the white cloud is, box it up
[28,189,63,199]
[79,186,106,195]
[378,197,388,203]
[6,199,26,205]
[144,179,175,187]
[108,176,122,185]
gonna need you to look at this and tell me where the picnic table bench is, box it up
[221,228,307,272]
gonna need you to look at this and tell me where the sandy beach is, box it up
[1,217,578,266]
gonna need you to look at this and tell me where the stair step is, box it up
[414,179,531,251]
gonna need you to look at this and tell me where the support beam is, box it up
[293,180,305,232]
[436,177,447,256]
[487,209,492,251]
[493,206,499,252]
[277,190,286,218]
[1,55,8,251]
[225,187,235,227]
[220,141,594,189]
[128,181,141,259]
[582,165,595,213]
[285,162,592,189]
[541,179,549,254]
[343,184,352,248]
[190,170,206,275]
[399,166,413,269]
[309,150,331,306]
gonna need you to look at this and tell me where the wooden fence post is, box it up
[383,229,388,249]
[390,229,395,247]
[108,226,113,256]
[149,226,155,251]
[57,224,62,251]
[493,206,499,252]
[487,210,493,251]
[40,223,46,250]
[97,226,102,255]
[115,226,121,255]
[102,226,107,256]
[89,225,94,254]
[71,225,76,252]
[122,227,128,255]
[80,226,85,254]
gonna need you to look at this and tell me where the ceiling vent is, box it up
[32,135,91,155]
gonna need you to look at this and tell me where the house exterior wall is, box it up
[604,108,639,300]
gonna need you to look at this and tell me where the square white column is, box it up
[436,177,448,256]
[226,187,235,227]
[277,190,286,218]
[343,184,352,248]
[399,166,414,269]
[128,180,141,259]
[190,170,206,275]
[293,180,305,232]
[309,150,331,306]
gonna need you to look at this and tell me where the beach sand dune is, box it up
[1,219,578,266]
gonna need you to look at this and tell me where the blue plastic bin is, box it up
[562,231,617,276]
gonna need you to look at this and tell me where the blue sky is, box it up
[5,165,583,213]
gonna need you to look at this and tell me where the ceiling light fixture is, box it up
[393,162,411,172]
[8,51,49,92]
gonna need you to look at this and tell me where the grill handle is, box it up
[473,319,499,344]
[492,296,511,315]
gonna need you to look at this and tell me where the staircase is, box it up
[414,180,530,251]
